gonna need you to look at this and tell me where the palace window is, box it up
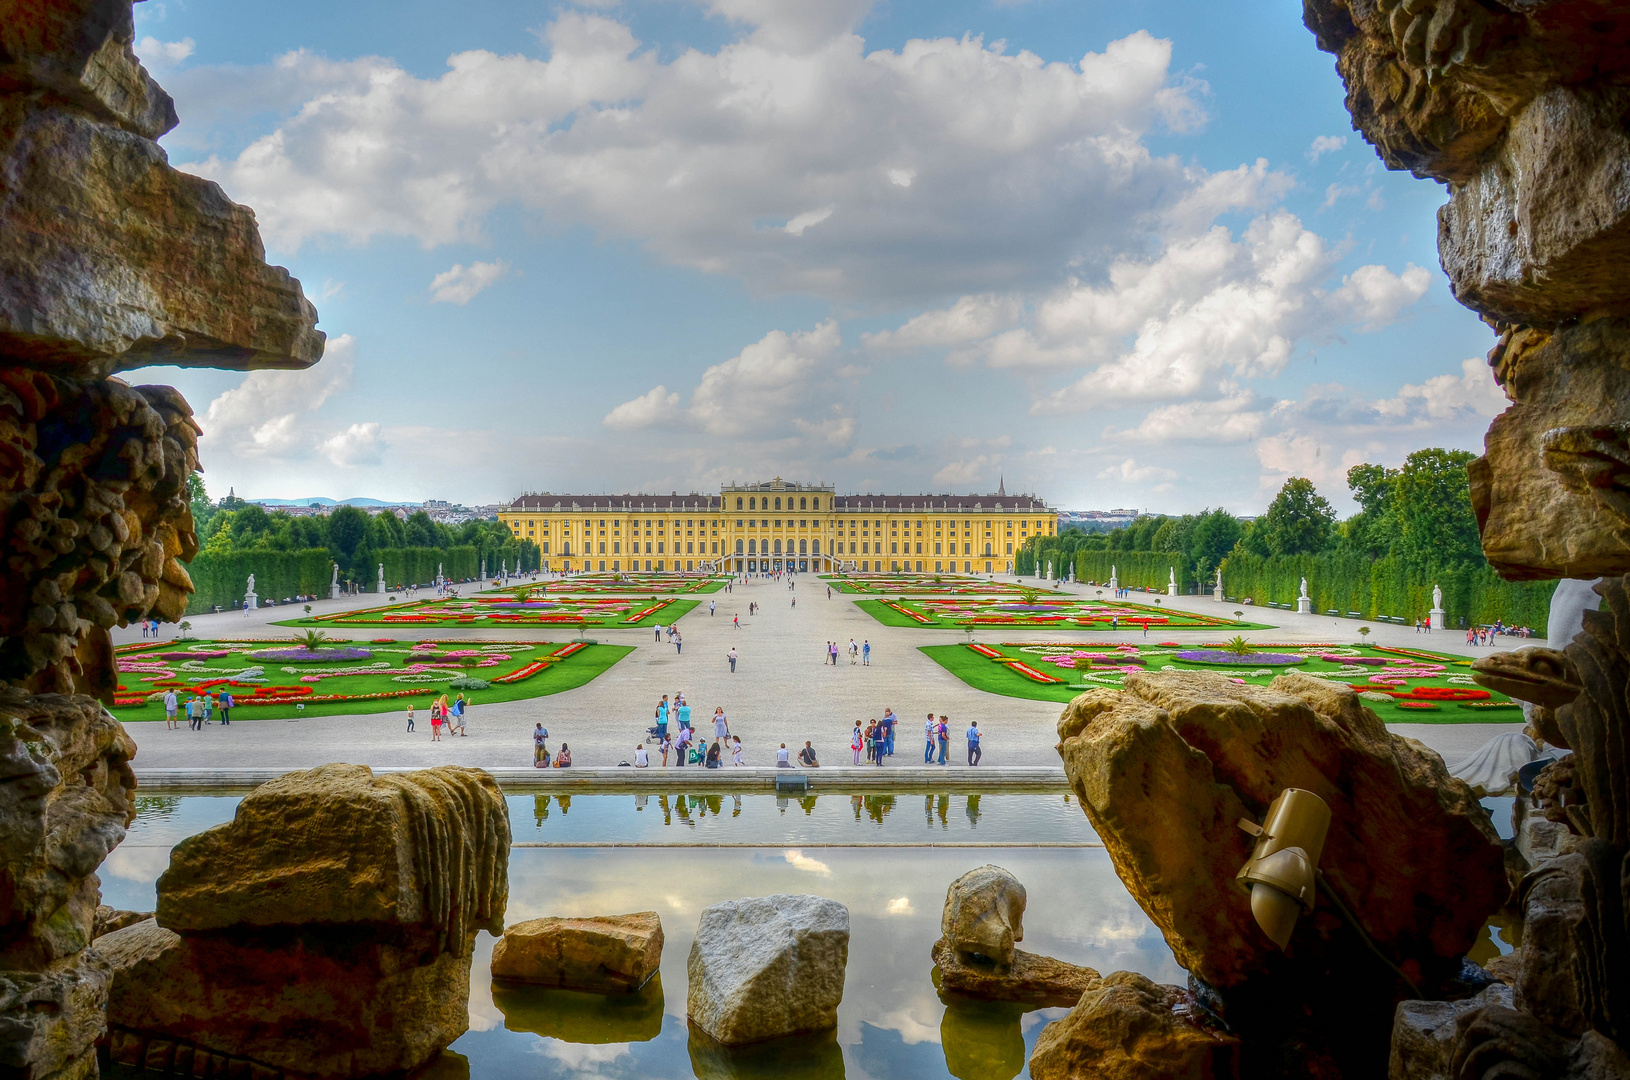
[735,539,744,553]
[748,539,756,554]
[774,497,782,510]
[613,542,620,553]
[658,542,665,553]
[737,497,743,509]
[811,539,820,554]
[599,542,606,553]
[811,498,819,509]
[850,542,857,553]
[737,519,743,527]
[542,543,550,553]
[799,539,807,554]
[799,497,806,510]
[749,498,756,509]
[773,539,782,553]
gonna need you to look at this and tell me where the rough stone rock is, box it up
[490,912,663,992]
[1028,970,1240,1080]
[102,766,509,1079]
[0,373,203,690]
[0,689,135,968]
[491,978,664,1044]
[941,864,1026,968]
[686,894,849,1046]
[932,938,1098,1009]
[1057,671,1505,990]
[91,905,148,939]
[156,763,510,953]
[1468,321,1630,581]
[0,959,111,1080]
[1390,982,1515,1080]
[100,918,473,1080]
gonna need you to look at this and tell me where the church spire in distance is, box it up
[997,474,1006,497]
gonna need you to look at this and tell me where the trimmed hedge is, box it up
[181,549,332,614]
[1071,551,1191,592]
[1215,551,1555,632]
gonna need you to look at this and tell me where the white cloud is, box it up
[1163,158,1294,237]
[782,849,832,876]
[316,422,385,467]
[427,260,511,304]
[1375,357,1508,421]
[1097,457,1176,483]
[135,36,194,65]
[689,320,842,435]
[1110,393,1265,443]
[1328,263,1431,330]
[886,896,915,914]
[1307,134,1347,161]
[932,456,1000,488]
[862,294,1022,350]
[603,386,681,430]
[201,334,357,457]
[171,17,1206,300]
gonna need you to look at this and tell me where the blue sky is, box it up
[130,0,1503,513]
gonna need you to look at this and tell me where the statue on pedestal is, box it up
[1297,576,1312,614]
[330,561,340,600]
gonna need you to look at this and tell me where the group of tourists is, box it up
[162,687,234,730]
[824,639,871,665]
[408,693,469,741]
[1465,621,1533,645]
[643,692,742,768]
[532,723,572,768]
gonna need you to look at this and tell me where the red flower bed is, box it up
[967,644,1003,659]
[1008,661,1065,685]
[552,642,589,659]
[493,660,550,684]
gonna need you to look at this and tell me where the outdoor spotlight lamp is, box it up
[1235,788,1330,950]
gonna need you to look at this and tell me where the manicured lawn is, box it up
[505,574,730,595]
[111,638,633,722]
[273,597,699,629]
[857,596,1270,630]
[920,641,1518,723]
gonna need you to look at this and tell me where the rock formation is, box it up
[1045,670,1505,1077]
[98,765,509,1079]
[1293,3,1630,1075]
[686,894,849,1046]
[1028,971,1240,1080]
[932,865,1099,1008]
[491,912,663,993]
[1,4,321,1067]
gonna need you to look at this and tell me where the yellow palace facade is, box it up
[503,478,1057,575]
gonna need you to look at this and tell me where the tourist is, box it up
[791,595,796,608]
[732,736,745,766]
[201,692,213,725]
[677,698,692,738]
[163,688,178,730]
[880,707,896,756]
[451,694,468,736]
[555,743,573,768]
[827,585,832,599]
[924,713,937,762]
[862,640,870,666]
[634,744,649,768]
[872,722,886,767]
[218,689,233,725]
[849,638,859,664]
[850,722,864,765]
[659,732,672,766]
[733,614,740,629]
[406,704,415,732]
[658,694,670,729]
[675,725,691,767]
[937,716,950,765]
[776,743,792,767]
[431,707,443,742]
[727,646,738,673]
[710,600,716,616]
[705,740,722,768]
[183,695,195,731]
[674,630,683,654]
[713,706,729,742]
[967,721,982,766]
[653,706,668,744]
[797,741,819,767]
[533,723,548,764]
[654,623,662,642]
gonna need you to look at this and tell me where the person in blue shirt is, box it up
[880,708,897,757]
[862,640,871,666]
[966,721,982,766]
[676,700,692,736]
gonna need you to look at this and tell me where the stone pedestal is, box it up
[1167,582,1178,596]
[1297,596,1311,614]
[329,584,340,600]
[1214,585,1224,603]
[244,592,258,610]
[378,576,387,595]
[1429,607,1446,630]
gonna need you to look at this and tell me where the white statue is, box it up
[1216,567,1223,588]
[1432,583,1443,610]
[1300,577,1309,599]
[246,572,255,594]
[331,563,339,586]
[1169,568,1177,586]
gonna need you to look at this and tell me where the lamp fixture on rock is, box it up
[1235,788,1331,950]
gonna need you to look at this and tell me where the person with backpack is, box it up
[554,743,572,767]
[850,722,864,765]
[218,689,233,725]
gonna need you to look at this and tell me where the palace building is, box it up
[502,477,1057,575]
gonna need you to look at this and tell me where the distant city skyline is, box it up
[136,0,1501,515]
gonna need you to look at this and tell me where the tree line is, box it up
[179,478,539,613]
[1017,448,1553,631]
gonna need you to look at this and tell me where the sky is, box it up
[129,0,1506,514]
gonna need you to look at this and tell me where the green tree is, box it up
[403,511,440,548]
[1186,508,1244,582]
[1390,448,1481,571]
[327,506,370,561]
[1339,462,1398,560]
[1247,478,1336,557]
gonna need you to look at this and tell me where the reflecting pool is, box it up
[103,793,1168,1080]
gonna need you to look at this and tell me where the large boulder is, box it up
[1390,983,1514,1080]
[105,765,510,1079]
[686,894,848,1046]
[1028,971,1240,1080]
[1056,671,1506,1075]
[941,865,1026,968]
[491,912,663,993]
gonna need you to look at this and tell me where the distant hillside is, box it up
[251,497,398,507]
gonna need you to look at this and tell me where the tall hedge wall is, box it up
[379,546,478,588]
[182,549,332,614]
[1216,551,1555,632]
[1071,551,1191,592]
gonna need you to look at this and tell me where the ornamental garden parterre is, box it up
[858,595,1267,629]
[110,637,632,721]
[278,595,699,629]
[922,640,1517,722]
[821,574,1064,595]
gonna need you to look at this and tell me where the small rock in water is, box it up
[687,894,849,1045]
[492,912,663,993]
[942,864,1026,968]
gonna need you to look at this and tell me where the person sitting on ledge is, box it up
[776,743,792,767]
[797,741,820,768]
[554,743,572,768]
[705,739,722,769]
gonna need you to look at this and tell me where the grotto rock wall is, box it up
[0,2,324,1075]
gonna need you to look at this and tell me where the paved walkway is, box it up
[114,574,1540,776]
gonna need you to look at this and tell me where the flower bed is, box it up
[250,647,374,662]
[860,596,1263,630]
[1175,650,1307,666]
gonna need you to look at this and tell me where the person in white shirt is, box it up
[776,743,791,767]
[634,744,649,768]
[731,737,744,766]
[924,714,937,763]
